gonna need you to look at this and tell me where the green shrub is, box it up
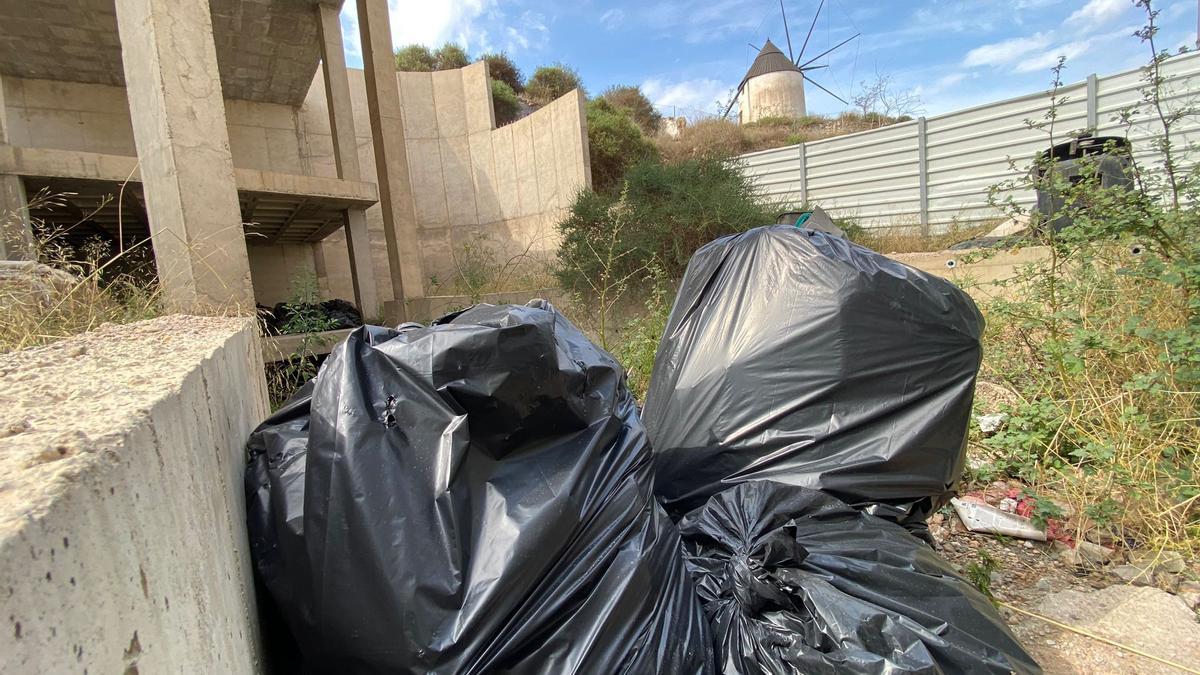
[394,42,470,72]
[479,52,523,92]
[526,63,583,105]
[586,98,657,194]
[394,44,436,71]
[556,157,776,290]
[490,79,520,126]
[602,85,662,136]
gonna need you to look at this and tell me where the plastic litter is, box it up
[643,225,984,529]
[244,301,714,674]
[679,481,1042,674]
[952,497,1047,541]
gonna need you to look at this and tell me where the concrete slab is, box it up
[0,316,268,673]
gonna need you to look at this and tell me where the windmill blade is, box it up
[798,32,860,69]
[724,79,744,118]
[801,64,829,70]
[804,74,849,105]
[780,0,794,61]
[796,0,824,64]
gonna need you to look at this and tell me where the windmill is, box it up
[723,0,859,123]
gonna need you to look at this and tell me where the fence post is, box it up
[917,116,929,235]
[798,143,808,206]
[1086,73,1098,131]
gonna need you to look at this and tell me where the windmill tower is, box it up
[726,0,859,124]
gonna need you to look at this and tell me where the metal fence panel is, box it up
[734,51,1200,232]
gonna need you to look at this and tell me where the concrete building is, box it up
[737,39,807,124]
[0,0,590,321]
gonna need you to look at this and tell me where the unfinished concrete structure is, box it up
[0,0,591,320]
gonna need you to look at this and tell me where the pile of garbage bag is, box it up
[245,302,713,673]
[643,225,984,530]
[257,298,363,335]
[679,481,1039,674]
[244,225,1039,674]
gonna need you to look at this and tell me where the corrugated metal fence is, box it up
[737,51,1200,231]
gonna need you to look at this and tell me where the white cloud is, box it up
[1014,38,1093,72]
[599,9,625,31]
[642,77,730,114]
[963,33,1053,67]
[1067,0,1128,27]
[339,1,547,65]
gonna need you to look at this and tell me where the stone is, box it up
[1054,540,1116,568]
[1112,564,1155,586]
[976,412,1008,435]
[1128,550,1186,575]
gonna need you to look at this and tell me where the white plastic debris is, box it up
[951,498,1047,541]
[976,413,1008,435]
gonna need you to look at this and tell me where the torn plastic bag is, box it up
[244,301,713,674]
[643,226,984,528]
[679,481,1041,674]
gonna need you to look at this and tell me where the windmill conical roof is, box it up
[744,39,802,79]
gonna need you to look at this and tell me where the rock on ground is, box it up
[1026,585,1200,674]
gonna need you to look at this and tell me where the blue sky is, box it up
[340,0,1199,117]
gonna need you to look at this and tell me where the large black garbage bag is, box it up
[679,481,1041,674]
[245,301,714,674]
[643,226,984,527]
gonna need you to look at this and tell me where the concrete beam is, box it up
[357,0,425,318]
[114,0,253,313]
[318,2,378,319]
[0,145,379,207]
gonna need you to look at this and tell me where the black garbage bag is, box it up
[245,301,714,674]
[679,481,1041,674]
[643,226,984,528]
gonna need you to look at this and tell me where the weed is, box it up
[965,551,1000,602]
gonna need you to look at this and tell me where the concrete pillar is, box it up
[357,0,425,321]
[114,0,254,313]
[0,74,34,261]
[0,176,34,261]
[317,1,378,319]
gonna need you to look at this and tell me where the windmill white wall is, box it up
[739,70,807,123]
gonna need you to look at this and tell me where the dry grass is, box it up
[853,222,996,254]
[0,191,163,353]
[656,112,909,164]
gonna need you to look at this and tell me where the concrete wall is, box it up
[889,246,1050,300]
[0,315,269,673]
[302,63,590,305]
[1,64,592,310]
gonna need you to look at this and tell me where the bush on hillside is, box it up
[526,64,584,105]
[586,98,657,194]
[490,79,521,126]
[556,157,778,290]
[480,52,523,92]
[394,43,470,71]
[602,85,662,136]
[656,113,908,164]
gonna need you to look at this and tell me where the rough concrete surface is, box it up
[0,315,269,673]
[1028,585,1200,674]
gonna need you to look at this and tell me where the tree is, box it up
[602,85,662,136]
[526,64,584,105]
[851,72,922,122]
[491,79,521,126]
[433,43,470,70]
[394,42,471,72]
[479,52,523,92]
[395,44,436,71]
[585,98,657,194]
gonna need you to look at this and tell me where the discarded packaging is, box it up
[245,301,714,673]
[643,225,984,529]
[679,481,1042,674]
[952,497,1047,541]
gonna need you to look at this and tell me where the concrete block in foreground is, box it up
[0,315,269,673]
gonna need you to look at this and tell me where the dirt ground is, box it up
[931,516,1200,674]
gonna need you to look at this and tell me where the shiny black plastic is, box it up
[679,481,1041,674]
[643,226,984,527]
[245,301,714,674]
